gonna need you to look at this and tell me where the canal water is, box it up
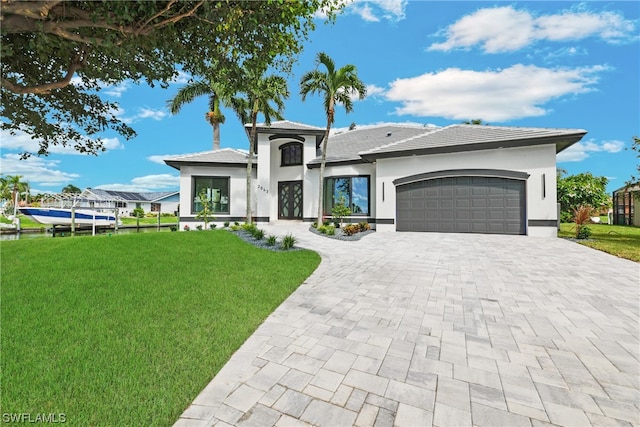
[0,225,176,241]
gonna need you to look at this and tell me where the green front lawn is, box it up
[559,223,640,262]
[1,231,320,426]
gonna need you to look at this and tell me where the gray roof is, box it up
[88,188,178,202]
[247,120,324,132]
[359,124,587,161]
[164,123,587,170]
[164,148,253,169]
[307,124,435,166]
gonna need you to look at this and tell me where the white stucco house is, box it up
[82,188,180,217]
[164,120,586,237]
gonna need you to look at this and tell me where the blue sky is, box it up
[1,1,638,194]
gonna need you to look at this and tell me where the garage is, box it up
[395,174,526,235]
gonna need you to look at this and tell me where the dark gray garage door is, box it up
[396,176,525,234]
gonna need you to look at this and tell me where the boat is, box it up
[19,207,118,226]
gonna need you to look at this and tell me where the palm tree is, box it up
[2,175,29,207]
[300,52,367,225]
[167,80,226,150]
[230,72,289,224]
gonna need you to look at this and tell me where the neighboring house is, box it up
[81,188,180,217]
[612,184,639,226]
[164,120,587,237]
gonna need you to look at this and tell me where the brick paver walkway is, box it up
[175,225,640,426]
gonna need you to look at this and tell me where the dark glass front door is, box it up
[278,181,303,219]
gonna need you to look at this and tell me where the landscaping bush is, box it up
[170,225,177,232]
[317,225,327,234]
[196,225,203,231]
[358,222,371,232]
[224,221,230,227]
[210,224,217,229]
[573,205,594,239]
[266,235,277,246]
[342,224,361,236]
[325,225,335,235]
[281,234,296,250]
[252,228,265,240]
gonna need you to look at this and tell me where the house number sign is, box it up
[257,184,269,194]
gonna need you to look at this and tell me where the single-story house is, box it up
[81,188,180,217]
[612,184,639,226]
[164,120,587,237]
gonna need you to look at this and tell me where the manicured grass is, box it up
[1,231,320,426]
[559,223,640,262]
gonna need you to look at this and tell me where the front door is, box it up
[278,181,303,219]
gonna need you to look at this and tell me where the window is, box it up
[192,177,230,214]
[324,176,370,215]
[280,142,303,166]
[151,203,161,212]
[115,201,127,208]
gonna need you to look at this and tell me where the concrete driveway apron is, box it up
[175,224,640,427]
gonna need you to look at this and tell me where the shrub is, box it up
[317,225,327,234]
[169,225,177,232]
[252,228,265,240]
[312,222,318,228]
[358,222,371,232]
[183,225,190,231]
[281,234,296,250]
[266,235,277,246]
[234,221,240,226]
[230,224,241,231]
[325,225,335,235]
[196,225,203,231]
[132,207,145,218]
[322,219,331,227]
[242,223,257,233]
[342,224,361,236]
[331,195,351,228]
[210,224,217,229]
[576,226,592,240]
[573,205,594,239]
[224,221,230,227]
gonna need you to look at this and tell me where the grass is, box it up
[559,222,640,262]
[1,231,320,426]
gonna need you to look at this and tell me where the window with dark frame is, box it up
[323,176,370,216]
[280,142,303,166]
[192,176,230,214]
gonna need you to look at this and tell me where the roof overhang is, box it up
[360,132,587,162]
[164,160,253,170]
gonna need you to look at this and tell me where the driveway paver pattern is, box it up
[175,224,640,426]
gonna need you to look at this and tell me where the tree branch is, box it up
[1,52,85,95]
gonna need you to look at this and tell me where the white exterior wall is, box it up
[178,164,255,229]
[374,145,558,236]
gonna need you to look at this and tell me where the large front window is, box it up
[324,176,370,215]
[192,177,230,214]
[280,142,303,166]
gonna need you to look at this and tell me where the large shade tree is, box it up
[167,80,226,150]
[1,175,29,206]
[557,172,610,218]
[300,52,366,225]
[1,0,340,157]
[230,72,289,224]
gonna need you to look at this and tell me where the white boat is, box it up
[19,207,118,226]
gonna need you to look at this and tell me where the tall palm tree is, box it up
[167,80,226,150]
[3,175,29,207]
[300,52,367,225]
[230,72,289,223]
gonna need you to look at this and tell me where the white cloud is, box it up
[103,82,130,98]
[384,64,609,122]
[429,6,637,53]
[0,128,123,155]
[366,84,386,97]
[337,0,406,22]
[119,107,168,124]
[0,153,80,187]
[170,70,192,85]
[557,138,625,162]
[95,174,179,192]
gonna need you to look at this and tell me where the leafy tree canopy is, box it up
[62,184,81,194]
[1,0,339,157]
[557,172,611,214]
[627,136,639,186]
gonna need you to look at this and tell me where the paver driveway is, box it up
[175,224,640,426]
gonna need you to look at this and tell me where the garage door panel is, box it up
[396,176,525,235]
